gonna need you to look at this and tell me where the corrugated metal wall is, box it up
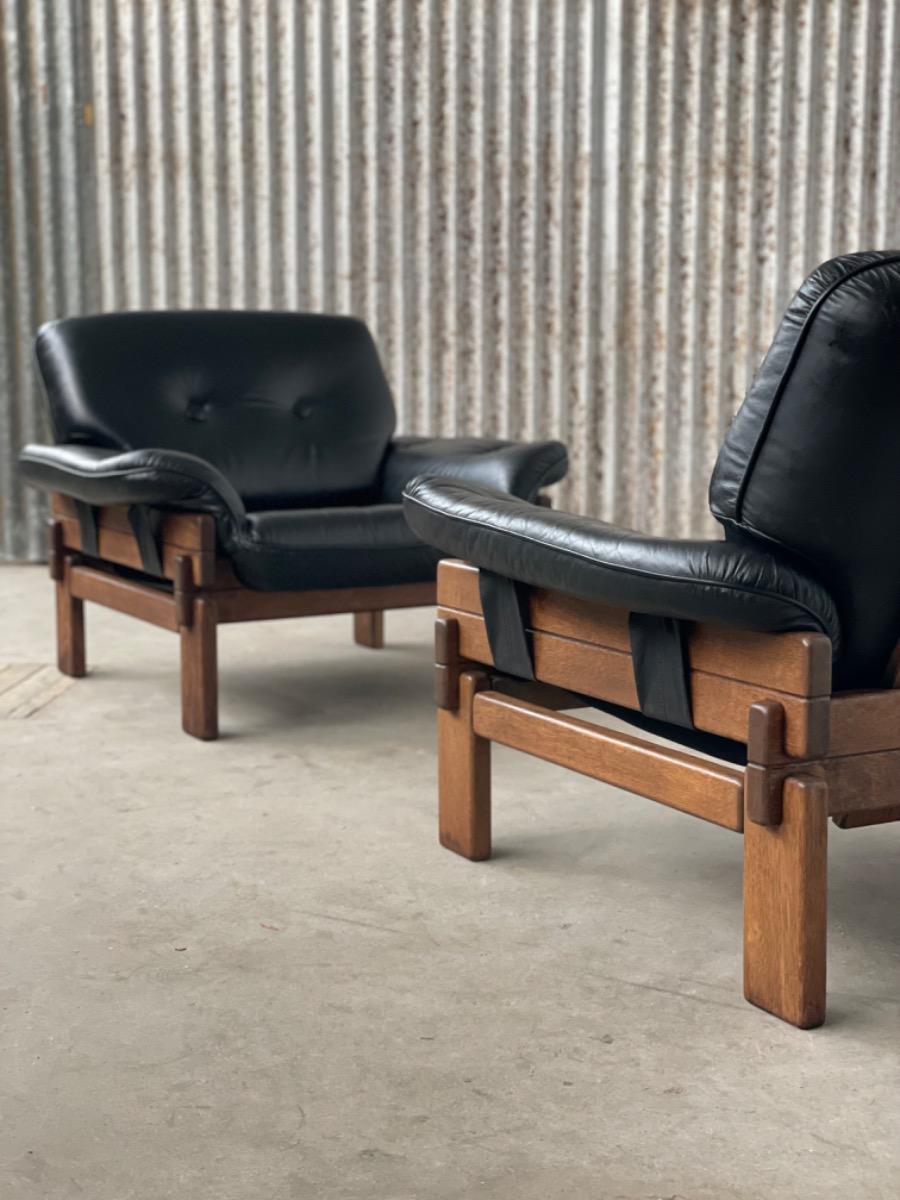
[2,0,899,561]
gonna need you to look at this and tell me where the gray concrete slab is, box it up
[1,565,898,1200]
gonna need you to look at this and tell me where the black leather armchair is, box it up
[403,250,900,1028]
[19,311,567,738]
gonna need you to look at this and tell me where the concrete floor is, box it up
[1,564,898,1200]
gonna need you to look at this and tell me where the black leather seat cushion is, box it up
[402,477,841,650]
[231,505,440,591]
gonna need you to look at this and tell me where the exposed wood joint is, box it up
[48,519,65,581]
[174,555,195,628]
[435,616,461,710]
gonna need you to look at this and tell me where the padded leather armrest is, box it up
[19,443,246,526]
[403,477,841,651]
[380,436,568,503]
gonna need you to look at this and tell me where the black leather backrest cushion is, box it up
[35,311,396,509]
[710,250,900,688]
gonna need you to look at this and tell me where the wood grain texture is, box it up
[745,701,787,826]
[473,691,744,831]
[68,563,178,632]
[353,610,384,648]
[55,560,86,678]
[829,690,900,756]
[174,555,195,628]
[437,559,832,696]
[53,494,214,551]
[743,775,828,1029]
[440,604,826,757]
[438,669,492,860]
[180,597,218,740]
[53,497,216,586]
[434,616,461,710]
[213,581,435,624]
[48,519,65,581]
[824,749,900,816]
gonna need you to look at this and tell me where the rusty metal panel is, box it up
[3,0,899,560]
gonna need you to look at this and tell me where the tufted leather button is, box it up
[184,396,212,422]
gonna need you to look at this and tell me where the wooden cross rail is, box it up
[473,690,745,831]
[434,557,900,1028]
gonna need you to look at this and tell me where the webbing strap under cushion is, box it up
[479,570,535,680]
[73,500,98,556]
[628,612,694,729]
[127,505,163,575]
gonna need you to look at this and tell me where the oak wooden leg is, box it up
[354,610,384,648]
[438,669,491,860]
[180,597,218,740]
[743,775,828,1028]
[55,564,86,678]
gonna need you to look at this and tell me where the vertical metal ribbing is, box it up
[175,0,201,307]
[220,0,245,307]
[621,0,649,532]
[712,1,746,457]
[116,0,145,306]
[404,0,432,432]
[873,0,900,247]
[507,0,538,444]
[245,0,272,312]
[558,0,594,515]
[194,0,224,306]
[533,1,564,465]
[142,0,167,306]
[646,0,677,535]
[596,0,627,522]
[0,1,40,558]
[348,0,378,335]
[693,0,733,538]
[329,0,352,315]
[4,0,900,561]
[431,0,457,437]
[482,0,511,441]
[582,0,607,519]
[454,0,483,436]
[375,0,404,423]
[301,0,325,311]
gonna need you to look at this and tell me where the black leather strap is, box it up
[479,570,534,680]
[73,500,98,556]
[127,505,163,575]
[628,612,694,729]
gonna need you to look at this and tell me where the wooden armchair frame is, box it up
[48,494,435,740]
[434,559,900,1028]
